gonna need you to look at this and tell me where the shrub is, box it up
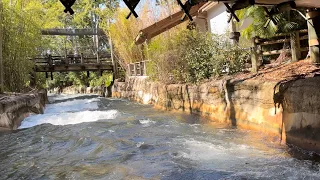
[147,30,248,84]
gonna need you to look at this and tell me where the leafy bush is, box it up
[147,30,248,84]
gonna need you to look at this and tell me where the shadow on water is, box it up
[287,145,320,163]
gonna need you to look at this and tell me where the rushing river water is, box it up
[0,95,319,179]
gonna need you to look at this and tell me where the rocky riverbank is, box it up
[0,90,47,130]
[50,86,111,97]
[112,61,320,154]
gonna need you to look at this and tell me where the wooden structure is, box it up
[31,27,120,81]
[251,29,309,72]
[32,54,113,72]
[41,28,106,36]
[127,61,148,76]
[135,2,208,44]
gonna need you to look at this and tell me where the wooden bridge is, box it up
[32,54,113,73]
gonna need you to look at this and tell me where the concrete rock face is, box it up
[113,76,320,154]
[61,86,107,97]
[0,90,47,130]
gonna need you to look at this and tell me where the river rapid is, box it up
[0,94,319,179]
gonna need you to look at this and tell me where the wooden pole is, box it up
[290,31,301,62]
[251,37,258,73]
[0,1,3,93]
[307,9,320,63]
[80,53,84,64]
[108,30,118,79]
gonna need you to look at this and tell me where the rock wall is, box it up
[0,90,47,130]
[53,86,108,97]
[112,76,320,154]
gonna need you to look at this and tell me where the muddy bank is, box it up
[112,76,320,154]
[0,90,47,130]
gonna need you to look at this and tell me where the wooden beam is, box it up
[41,28,107,36]
[34,64,113,72]
[262,49,290,56]
[135,2,206,44]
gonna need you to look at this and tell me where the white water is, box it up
[1,94,318,180]
[19,95,118,128]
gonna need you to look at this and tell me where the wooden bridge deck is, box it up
[32,55,114,72]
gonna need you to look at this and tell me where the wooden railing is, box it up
[251,29,309,72]
[32,54,112,66]
[127,61,148,76]
[254,29,308,60]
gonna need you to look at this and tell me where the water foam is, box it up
[19,110,118,129]
[44,98,100,113]
[139,119,156,127]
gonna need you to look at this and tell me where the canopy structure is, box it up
[256,0,320,8]
[135,2,209,44]
[134,0,320,45]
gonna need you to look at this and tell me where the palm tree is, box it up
[237,6,307,39]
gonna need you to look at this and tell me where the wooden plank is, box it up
[34,64,113,72]
[41,28,107,36]
[259,38,290,45]
[262,49,290,56]
[135,2,206,44]
[300,35,309,40]
[300,47,309,52]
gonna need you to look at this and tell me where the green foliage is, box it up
[147,30,248,84]
[108,9,144,64]
[176,30,215,83]
[46,72,113,90]
[89,73,113,87]
[1,0,42,92]
[237,6,307,39]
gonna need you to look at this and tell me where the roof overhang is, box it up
[135,2,210,45]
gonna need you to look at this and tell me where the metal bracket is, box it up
[125,0,141,19]
[263,6,278,28]
[123,0,139,18]
[59,0,76,15]
[177,0,193,21]
[224,3,240,23]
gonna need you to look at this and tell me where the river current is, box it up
[0,94,319,179]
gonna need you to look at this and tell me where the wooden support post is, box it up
[30,72,36,87]
[45,72,48,79]
[87,71,90,78]
[127,64,131,76]
[144,61,147,76]
[65,56,69,65]
[48,54,53,66]
[50,72,53,80]
[229,18,240,44]
[109,32,118,79]
[80,53,84,64]
[133,63,136,76]
[307,9,320,63]
[290,31,301,62]
[251,37,258,73]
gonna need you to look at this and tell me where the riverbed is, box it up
[0,94,319,179]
